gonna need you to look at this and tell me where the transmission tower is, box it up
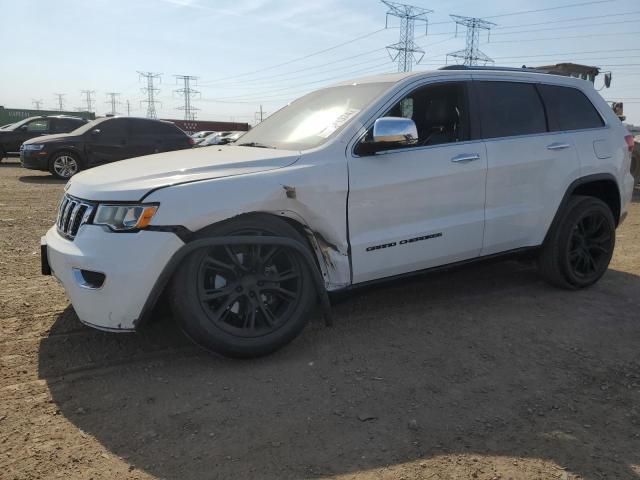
[446,15,496,66]
[81,90,96,113]
[255,105,268,123]
[105,92,121,115]
[54,93,66,111]
[138,71,162,119]
[174,75,200,121]
[32,99,43,111]
[382,1,432,72]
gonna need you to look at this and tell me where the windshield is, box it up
[237,82,392,150]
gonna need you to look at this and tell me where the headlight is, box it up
[23,144,45,151]
[93,204,158,231]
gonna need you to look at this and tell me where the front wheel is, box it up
[169,215,316,358]
[538,196,615,289]
[49,152,81,179]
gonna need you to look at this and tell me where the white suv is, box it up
[42,67,636,357]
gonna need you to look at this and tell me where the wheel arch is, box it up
[47,146,85,166]
[545,173,621,244]
[136,211,338,329]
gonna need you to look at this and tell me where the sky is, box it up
[1,0,639,125]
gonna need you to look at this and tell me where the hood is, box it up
[66,145,301,201]
[23,132,79,144]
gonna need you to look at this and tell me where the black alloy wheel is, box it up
[196,237,304,338]
[566,210,614,281]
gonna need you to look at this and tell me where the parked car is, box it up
[42,67,635,358]
[217,131,245,145]
[21,116,194,179]
[0,115,87,161]
[195,131,239,147]
[191,130,216,139]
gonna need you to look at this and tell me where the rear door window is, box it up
[52,118,83,133]
[25,119,50,133]
[97,119,128,137]
[475,81,547,139]
[537,84,604,131]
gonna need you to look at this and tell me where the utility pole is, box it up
[138,71,162,119]
[32,99,43,111]
[53,93,66,111]
[382,1,432,72]
[446,15,496,66]
[126,99,131,116]
[254,104,267,123]
[81,90,95,113]
[174,75,200,121]
[105,92,121,115]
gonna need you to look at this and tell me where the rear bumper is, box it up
[44,225,184,331]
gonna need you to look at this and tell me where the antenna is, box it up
[382,1,432,72]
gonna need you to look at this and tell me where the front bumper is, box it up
[20,149,49,170]
[44,225,184,331]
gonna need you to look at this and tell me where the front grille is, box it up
[56,194,95,240]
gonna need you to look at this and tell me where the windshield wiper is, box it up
[237,142,276,149]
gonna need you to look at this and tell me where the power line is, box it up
[174,75,200,120]
[138,71,162,119]
[201,27,393,85]
[81,90,96,113]
[53,93,66,112]
[447,15,496,66]
[105,92,121,115]
[382,1,432,72]
[486,0,614,19]
[488,30,639,44]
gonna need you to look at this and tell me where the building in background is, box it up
[0,106,95,126]
[165,119,250,134]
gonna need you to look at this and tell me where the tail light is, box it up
[625,134,634,153]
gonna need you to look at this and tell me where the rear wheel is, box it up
[539,196,615,289]
[170,215,316,358]
[49,152,81,179]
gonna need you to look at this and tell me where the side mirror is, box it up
[604,72,612,88]
[373,117,418,145]
[91,128,101,135]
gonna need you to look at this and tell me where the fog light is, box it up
[72,268,106,289]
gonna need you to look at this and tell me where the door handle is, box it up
[451,153,480,163]
[546,142,571,151]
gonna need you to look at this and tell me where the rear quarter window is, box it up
[537,84,604,131]
[475,81,547,139]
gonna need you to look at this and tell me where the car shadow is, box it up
[38,260,640,479]
[18,175,66,184]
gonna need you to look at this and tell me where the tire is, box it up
[169,215,317,358]
[49,151,81,179]
[538,195,615,289]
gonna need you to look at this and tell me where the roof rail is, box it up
[439,65,545,73]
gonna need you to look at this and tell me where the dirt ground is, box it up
[1,159,639,480]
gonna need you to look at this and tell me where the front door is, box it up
[87,118,130,165]
[348,81,487,284]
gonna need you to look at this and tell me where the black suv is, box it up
[21,117,194,179]
[0,116,87,160]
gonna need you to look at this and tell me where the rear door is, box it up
[87,118,131,165]
[536,84,608,175]
[473,80,579,255]
[128,119,161,157]
[50,118,84,134]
